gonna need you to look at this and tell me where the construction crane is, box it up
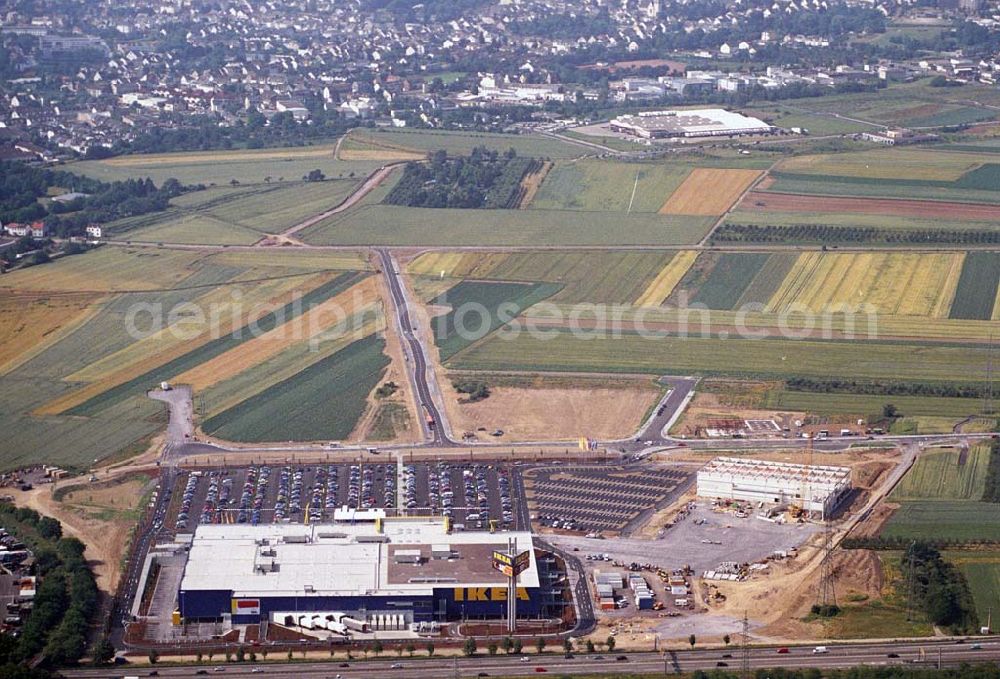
[790,433,814,519]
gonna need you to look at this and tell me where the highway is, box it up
[61,638,1000,678]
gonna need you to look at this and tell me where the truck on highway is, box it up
[424,405,435,429]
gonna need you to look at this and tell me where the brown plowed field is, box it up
[744,190,1000,220]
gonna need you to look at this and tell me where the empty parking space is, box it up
[524,465,694,536]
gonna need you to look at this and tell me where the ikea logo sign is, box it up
[453,587,529,602]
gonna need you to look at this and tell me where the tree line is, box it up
[713,223,1000,245]
[384,147,540,209]
[785,378,990,400]
[0,503,100,671]
[0,161,186,238]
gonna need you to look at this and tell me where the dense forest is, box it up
[901,542,978,632]
[0,162,185,237]
[384,147,540,209]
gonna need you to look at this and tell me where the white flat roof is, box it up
[180,518,538,598]
[614,108,771,134]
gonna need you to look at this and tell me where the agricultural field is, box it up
[408,250,678,305]
[528,159,688,213]
[890,444,991,501]
[71,143,384,185]
[784,80,1000,128]
[109,179,360,244]
[0,246,373,471]
[764,390,985,422]
[300,202,715,246]
[949,252,1000,321]
[450,330,994,383]
[739,191,1000,223]
[658,168,761,216]
[948,552,1000,624]
[342,127,588,160]
[201,334,390,442]
[430,280,560,360]
[634,251,699,307]
[681,252,771,310]
[881,501,1000,542]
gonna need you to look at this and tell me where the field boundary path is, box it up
[277,162,404,238]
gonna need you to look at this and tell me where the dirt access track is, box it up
[745,190,1000,221]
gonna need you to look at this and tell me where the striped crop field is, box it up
[949,251,1000,321]
[659,168,761,216]
[408,250,675,305]
[890,444,991,501]
[687,253,771,310]
[634,251,698,307]
[764,252,966,317]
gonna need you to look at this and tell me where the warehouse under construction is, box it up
[696,457,852,520]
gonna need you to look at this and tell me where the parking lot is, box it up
[523,464,694,536]
[164,461,524,534]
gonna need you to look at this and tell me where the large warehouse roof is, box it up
[611,108,772,138]
[180,518,538,598]
[698,457,851,491]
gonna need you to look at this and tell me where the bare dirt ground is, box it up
[440,381,659,442]
[350,264,421,444]
[744,190,1000,220]
[517,161,553,209]
[9,474,151,595]
[672,391,805,437]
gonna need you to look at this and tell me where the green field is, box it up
[949,252,1000,320]
[949,552,1000,624]
[449,331,995,383]
[431,280,560,360]
[764,172,1000,205]
[485,251,677,304]
[882,501,1000,542]
[71,145,383,186]
[300,203,714,246]
[109,180,359,244]
[891,445,991,501]
[764,390,984,420]
[687,253,770,310]
[344,128,587,159]
[528,160,688,213]
[201,334,389,442]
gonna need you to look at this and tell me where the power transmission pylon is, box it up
[817,518,836,610]
[740,610,751,679]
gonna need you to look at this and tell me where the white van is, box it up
[813,646,828,654]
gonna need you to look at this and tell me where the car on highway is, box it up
[251,668,263,673]
[777,648,790,654]
[971,643,983,650]
[339,663,350,668]
[717,661,728,667]
[214,667,225,672]
[534,669,547,673]
[721,653,732,659]
[887,653,900,658]
[195,671,208,676]
[477,673,489,677]
[616,655,628,662]
[390,663,403,669]
[520,657,531,662]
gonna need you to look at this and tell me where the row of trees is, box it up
[901,542,978,633]
[384,147,539,210]
[786,378,990,401]
[979,440,1000,503]
[0,503,99,670]
[713,224,1000,245]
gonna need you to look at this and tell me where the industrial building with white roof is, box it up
[696,457,852,519]
[610,108,774,139]
[177,516,556,625]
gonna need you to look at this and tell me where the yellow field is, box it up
[34,273,340,416]
[97,144,339,167]
[406,252,509,279]
[633,251,698,307]
[173,277,380,391]
[0,247,204,292]
[765,252,964,316]
[0,293,101,374]
[208,249,370,271]
[658,169,761,216]
[777,148,980,181]
[64,274,326,384]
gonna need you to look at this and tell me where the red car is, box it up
[777,648,790,654]
[535,669,548,673]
